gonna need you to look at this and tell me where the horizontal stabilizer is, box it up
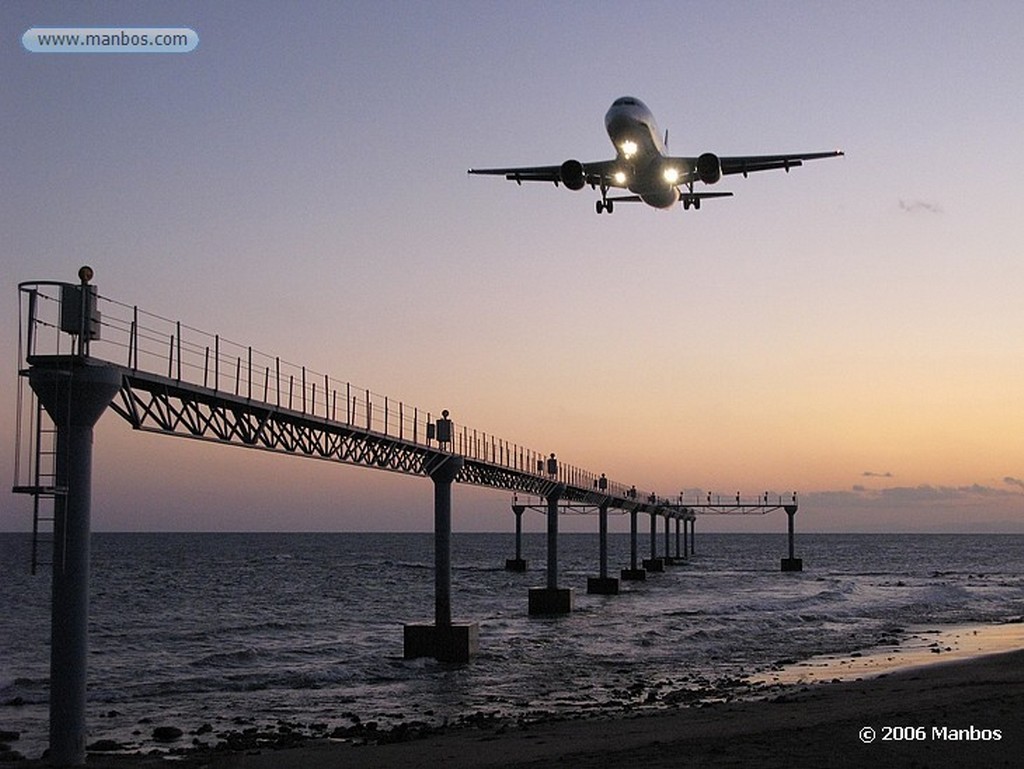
[679,191,734,201]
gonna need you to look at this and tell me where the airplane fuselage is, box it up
[603,97,678,208]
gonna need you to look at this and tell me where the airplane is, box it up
[469,96,843,214]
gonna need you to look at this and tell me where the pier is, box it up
[13,270,800,765]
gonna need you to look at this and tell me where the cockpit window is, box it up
[613,97,638,106]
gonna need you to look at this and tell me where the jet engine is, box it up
[696,152,722,185]
[559,159,586,191]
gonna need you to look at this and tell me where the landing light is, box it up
[614,171,627,184]
[663,167,680,184]
[621,140,638,159]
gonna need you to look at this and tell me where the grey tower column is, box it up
[29,361,121,767]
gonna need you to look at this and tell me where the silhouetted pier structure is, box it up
[13,270,800,765]
[506,490,799,597]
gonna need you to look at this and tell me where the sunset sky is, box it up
[2,1,1022,533]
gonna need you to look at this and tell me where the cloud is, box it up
[1004,476,1024,493]
[862,471,893,478]
[810,482,1023,508]
[787,479,1024,533]
[789,481,1024,533]
[898,198,943,214]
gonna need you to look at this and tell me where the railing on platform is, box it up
[17,280,658,501]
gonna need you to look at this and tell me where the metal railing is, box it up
[17,279,655,500]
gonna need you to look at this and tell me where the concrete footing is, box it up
[642,557,665,572]
[586,577,619,595]
[663,556,677,566]
[781,558,804,572]
[403,623,479,663]
[528,587,573,615]
[620,568,646,581]
[504,558,527,572]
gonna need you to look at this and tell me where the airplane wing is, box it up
[666,150,843,182]
[718,151,844,177]
[468,160,624,188]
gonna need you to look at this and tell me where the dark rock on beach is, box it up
[87,739,125,752]
[152,726,184,742]
[0,731,21,763]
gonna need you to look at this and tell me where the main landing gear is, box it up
[680,182,705,211]
[681,181,700,211]
[595,181,615,214]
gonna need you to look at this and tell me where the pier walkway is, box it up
[13,270,799,765]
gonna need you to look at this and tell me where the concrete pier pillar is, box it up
[682,516,689,559]
[29,361,122,767]
[781,504,803,572]
[662,514,674,565]
[599,501,608,578]
[621,508,645,581]
[529,471,572,615]
[642,512,664,572]
[431,454,460,627]
[505,504,527,572]
[588,500,618,594]
[674,517,681,560]
[689,517,696,556]
[404,450,478,662]
[545,485,559,589]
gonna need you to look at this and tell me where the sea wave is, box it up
[2,531,1022,760]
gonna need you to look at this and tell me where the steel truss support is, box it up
[107,371,654,507]
[109,374,560,491]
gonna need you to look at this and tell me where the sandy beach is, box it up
[16,644,1021,769]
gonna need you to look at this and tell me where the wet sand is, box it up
[21,644,1022,769]
[750,620,1024,685]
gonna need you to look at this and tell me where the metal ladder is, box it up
[13,380,65,575]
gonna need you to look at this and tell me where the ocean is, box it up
[2,532,1022,759]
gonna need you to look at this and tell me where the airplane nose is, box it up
[605,109,630,135]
